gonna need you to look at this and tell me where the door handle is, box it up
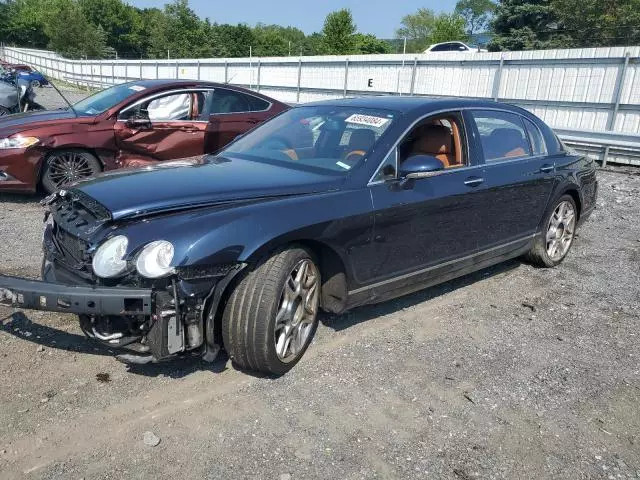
[539,164,555,173]
[464,176,484,187]
[178,124,199,133]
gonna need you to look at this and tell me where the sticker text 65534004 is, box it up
[345,114,390,128]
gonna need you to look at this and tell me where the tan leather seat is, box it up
[410,124,456,167]
[345,129,376,158]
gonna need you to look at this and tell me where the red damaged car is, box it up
[0,80,288,193]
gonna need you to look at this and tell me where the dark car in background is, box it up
[0,79,288,193]
[0,97,598,375]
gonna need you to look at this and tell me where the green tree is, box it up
[147,0,212,58]
[79,0,143,57]
[253,24,306,56]
[396,8,436,52]
[430,14,469,44]
[489,0,569,51]
[321,9,357,54]
[3,0,51,47]
[455,0,496,35]
[44,0,107,58]
[210,23,255,58]
[552,0,640,47]
[353,33,392,54]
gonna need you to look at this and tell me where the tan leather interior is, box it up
[345,129,376,160]
[450,121,463,166]
[191,93,200,119]
[282,149,299,161]
[410,124,457,167]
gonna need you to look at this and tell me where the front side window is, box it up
[223,106,397,175]
[146,93,192,121]
[472,110,532,162]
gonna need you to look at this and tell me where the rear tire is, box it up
[222,246,321,375]
[41,149,102,194]
[30,80,41,88]
[525,194,578,268]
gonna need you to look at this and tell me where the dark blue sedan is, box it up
[14,67,49,88]
[0,97,598,375]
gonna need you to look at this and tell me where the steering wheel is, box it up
[343,150,367,164]
[262,135,294,150]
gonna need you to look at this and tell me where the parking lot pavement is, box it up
[0,169,638,479]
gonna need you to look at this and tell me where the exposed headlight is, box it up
[136,240,175,278]
[92,235,129,278]
[0,136,39,149]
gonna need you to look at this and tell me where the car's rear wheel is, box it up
[222,246,321,375]
[525,194,578,267]
[41,149,102,194]
[30,80,41,88]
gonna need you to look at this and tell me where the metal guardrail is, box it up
[555,129,640,167]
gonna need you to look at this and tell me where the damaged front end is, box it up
[0,190,245,364]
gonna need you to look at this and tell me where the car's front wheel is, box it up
[525,194,578,267]
[41,149,102,194]
[222,246,321,375]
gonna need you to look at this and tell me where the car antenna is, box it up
[225,73,237,85]
[49,78,78,118]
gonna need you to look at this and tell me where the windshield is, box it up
[222,105,397,175]
[72,82,146,116]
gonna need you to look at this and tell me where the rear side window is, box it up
[524,118,547,156]
[472,110,532,162]
[201,89,270,117]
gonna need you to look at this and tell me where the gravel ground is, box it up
[0,168,639,480]
[33,83,91,111]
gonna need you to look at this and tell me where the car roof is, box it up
[298,96,528,116]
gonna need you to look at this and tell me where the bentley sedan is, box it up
[0,97,598,375]
[0,79,287,194]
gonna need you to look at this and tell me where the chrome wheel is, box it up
[274,259,319,362]
[47,152,96,188]
[546,200,576,261]
[31,80,41,88]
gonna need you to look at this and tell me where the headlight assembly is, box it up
[92,235,129,278]
[0,136,39,149]
[136,240,175,278]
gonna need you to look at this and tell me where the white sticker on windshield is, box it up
[129,85,146,92]
[345,114,390,128]
[336,161,352,170]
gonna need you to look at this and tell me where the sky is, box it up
[125,0,458,38]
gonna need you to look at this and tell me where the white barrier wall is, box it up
[3,45,640,165]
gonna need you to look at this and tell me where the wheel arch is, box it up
[202,237,349,358]
[558,186,582,220]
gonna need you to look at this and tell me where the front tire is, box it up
[222,246,321,375]
[41,149,102,194]
[525,194,578,267]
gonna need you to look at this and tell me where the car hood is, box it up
[0,109,78,131]
[73,156,344,220]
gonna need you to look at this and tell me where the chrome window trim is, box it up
[368,106,547,186]
[117,87,273,122]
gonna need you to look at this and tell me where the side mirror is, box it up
[399,154,445,179]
